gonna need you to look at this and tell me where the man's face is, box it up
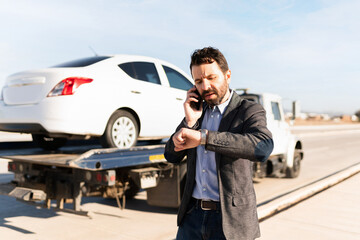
[191,61,231,107]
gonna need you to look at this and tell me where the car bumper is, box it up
[0,97,107,136]
[0,123,47,133]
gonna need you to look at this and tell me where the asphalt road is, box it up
[0,125,359,240]
[254,125,360,203]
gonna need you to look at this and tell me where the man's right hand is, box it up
[172,128,201,152]
[184,86,203,127]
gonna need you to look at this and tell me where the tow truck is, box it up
[236,89,303,179]
[0,89,303,215]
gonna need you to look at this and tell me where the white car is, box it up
[0,55,194,150]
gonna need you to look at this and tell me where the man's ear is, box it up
[225,70,231,84]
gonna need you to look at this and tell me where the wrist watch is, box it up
[200,129,208,145]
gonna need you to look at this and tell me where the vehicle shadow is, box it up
[0,195,58,234]
[81,195,178,215]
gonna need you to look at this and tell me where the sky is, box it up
[0,0,359,115]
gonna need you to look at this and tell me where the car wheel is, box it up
[101,110,138,149]
[286,149,301,178]
[32,134,67,150]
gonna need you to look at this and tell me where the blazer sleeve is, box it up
[206,102,274,162]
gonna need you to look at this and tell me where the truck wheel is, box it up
[101,110,139,149]
[32,134,67,150]
[286,149,301,178]
[125,179,140,199]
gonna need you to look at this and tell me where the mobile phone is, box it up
[190,88,202,110]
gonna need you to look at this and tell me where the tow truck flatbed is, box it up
[2,145,167,170]
[2,144,185,214]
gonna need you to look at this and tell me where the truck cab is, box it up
[236,89,303,179]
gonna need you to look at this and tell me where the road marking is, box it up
[257,161,360,221]
[295,129,360,138]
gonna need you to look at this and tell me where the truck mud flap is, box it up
[147,163,186,208]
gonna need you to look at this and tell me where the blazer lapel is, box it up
[216,91,242,171]
[218,91,242,132]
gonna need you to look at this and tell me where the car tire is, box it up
[101,110,139,149]
[32,134,67,150]
[286,149,301,178]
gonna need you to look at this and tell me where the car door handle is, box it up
[176,98,183,101]
[131,90,141,94]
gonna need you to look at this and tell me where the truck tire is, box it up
[32,134,67,150]
[101,110,139,149]
[125,179,140,199]
[286,149,301,178]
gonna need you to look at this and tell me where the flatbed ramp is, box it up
[1,145,167,170]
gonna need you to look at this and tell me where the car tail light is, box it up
[47,77,93,97]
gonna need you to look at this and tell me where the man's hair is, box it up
[190,47,229,74]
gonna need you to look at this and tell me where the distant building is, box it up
[341,115,359,122]
[341,115,352,122]
[285,111,359,124]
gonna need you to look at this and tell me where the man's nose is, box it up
[200,79,211,91]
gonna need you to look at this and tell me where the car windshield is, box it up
[51,56,111,68]
[239,94,260,103]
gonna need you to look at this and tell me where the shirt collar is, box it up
[215,90,233,114]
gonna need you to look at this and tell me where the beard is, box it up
[201,81,229,108]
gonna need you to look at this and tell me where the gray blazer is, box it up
[164,91,274,240]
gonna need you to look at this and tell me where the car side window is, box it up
[119,62,161,85]
[163,65,193,91]
[271,101,282,121]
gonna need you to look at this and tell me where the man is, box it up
[164,47,274,240]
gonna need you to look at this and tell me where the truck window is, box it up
[271,102,282,121]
